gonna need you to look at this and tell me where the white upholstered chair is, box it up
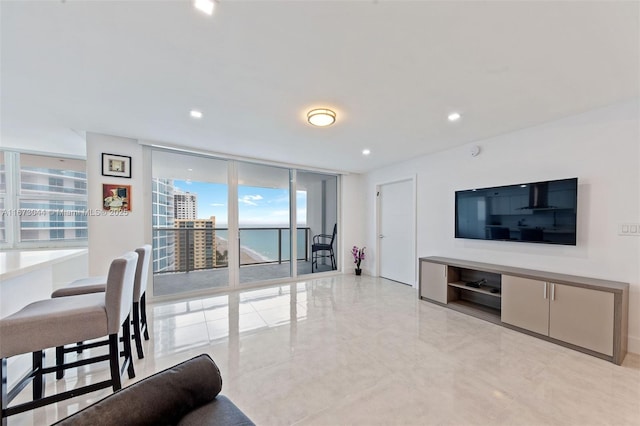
[0,252,138,425]
[51,245,151,359]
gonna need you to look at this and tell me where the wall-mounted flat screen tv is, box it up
[455,178,578,245]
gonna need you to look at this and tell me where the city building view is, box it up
[174,217,218,271]
[173,189,197,219]
[0,152,88,246]
[151,178,175,273]
[153,179,226,275]
[152,177,279,275]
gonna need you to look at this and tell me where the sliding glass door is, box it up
[151,149,339,298]
[297,171,338,275]
[152,151,229,297]
[237,162,291,285]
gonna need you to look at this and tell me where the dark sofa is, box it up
[55,354,254,426]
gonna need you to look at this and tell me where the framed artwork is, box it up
[103,184,132,212]
[102,153,131,178]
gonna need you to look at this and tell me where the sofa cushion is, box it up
[56,354,224,425]
[178,395,255,426]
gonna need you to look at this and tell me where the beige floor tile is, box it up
[4,274,640,425]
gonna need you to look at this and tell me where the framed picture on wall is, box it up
[102,153,131,178]
[103,184,131,212]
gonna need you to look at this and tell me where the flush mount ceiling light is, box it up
[190,110,203,119]
[194,0,214,15]
[362,149,371,156]
[307,108,336,127]
[448,112,462,122]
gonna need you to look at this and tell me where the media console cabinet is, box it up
[419,256,629,365]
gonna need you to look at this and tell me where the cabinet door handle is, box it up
[551,283,556,301]
[543,282,548,299]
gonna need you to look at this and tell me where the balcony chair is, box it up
[0,252,138,426]
[312,224,337,273]
[51,245,151,359]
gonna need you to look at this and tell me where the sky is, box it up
[174,180,306,226]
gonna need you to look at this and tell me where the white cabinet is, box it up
[549,284,614,356]
[419,262,448,304]
[502,275,614,357]
[501,276,549,335]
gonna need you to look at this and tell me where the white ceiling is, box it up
[2,0,638,174]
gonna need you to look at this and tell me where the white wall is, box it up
[362,99,640,353]
[341,173,366,273]
[86,133,148,275]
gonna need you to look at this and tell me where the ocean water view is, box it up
[152,226,310,274]
[217,227,309,263]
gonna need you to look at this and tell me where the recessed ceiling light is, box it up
[194,0,214,15]
[187,168,193,172]
[307,108,336,127]
[190,110,203,119]
[362,149,371,156]
[448,112,461,122]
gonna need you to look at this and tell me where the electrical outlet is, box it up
[619,223,640,236]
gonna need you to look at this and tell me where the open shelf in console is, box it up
[446,299,501,324]
[446,267,502,323]
[448,281,501,298]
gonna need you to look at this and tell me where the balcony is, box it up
[152,227,336,297]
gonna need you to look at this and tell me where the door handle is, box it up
[378,234,385,239]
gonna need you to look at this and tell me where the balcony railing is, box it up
[152,226,310,274]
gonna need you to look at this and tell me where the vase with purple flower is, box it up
[352,246,365,275]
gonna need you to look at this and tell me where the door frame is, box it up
[375,175,417,287]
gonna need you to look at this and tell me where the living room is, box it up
[1,1,639,425]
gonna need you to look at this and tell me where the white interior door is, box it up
[378,179,415,286]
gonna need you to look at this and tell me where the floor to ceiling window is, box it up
[297,171,338,275]
[150,149,340,298]
[151,150,230,297]
[0,151,87,248]
[237,162,292,285]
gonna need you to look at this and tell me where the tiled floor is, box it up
[153,259,336,296]
[7,274,640,425]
